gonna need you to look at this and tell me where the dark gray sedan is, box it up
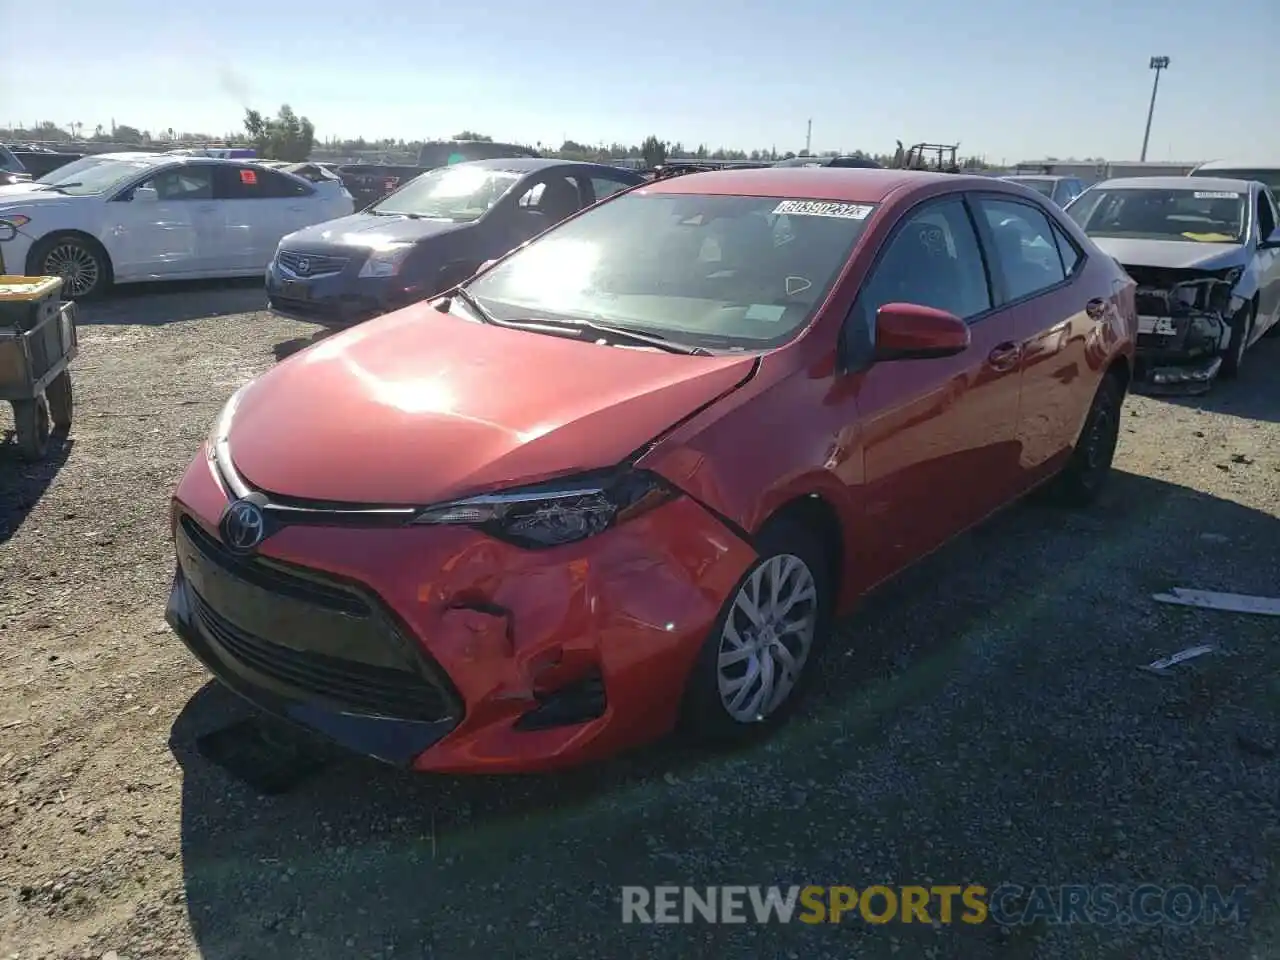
[1065,175,1280,390]
[265,158,644,328]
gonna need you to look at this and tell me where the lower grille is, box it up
[190,588,451,722]
[175,514,459,723]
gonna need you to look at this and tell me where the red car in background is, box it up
[166,168,1136,774]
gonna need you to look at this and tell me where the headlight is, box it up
[411,469,677,548]
[358,243,415,278]
[0,213,30,229]
[1220,265,1244,286]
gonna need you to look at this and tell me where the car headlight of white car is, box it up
[358,243,415,278]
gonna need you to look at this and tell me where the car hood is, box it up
[226,305,756,505]
[282,212,467,250]
[0,186,72,206]
[1090,237,1248,271]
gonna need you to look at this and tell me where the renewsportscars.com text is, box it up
[620,884,1247,926]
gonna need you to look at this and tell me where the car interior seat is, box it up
[536,178,581,223]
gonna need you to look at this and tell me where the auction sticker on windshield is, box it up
[1193,192,1240,200]
[773,200,874,219]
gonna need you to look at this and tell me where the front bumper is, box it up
[168,451,757,773]
[0,231,36,276]
[1133,311,1230,391]
[264,259,422,329]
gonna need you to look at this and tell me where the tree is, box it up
[114,124,144,144]
[641,135,667,168]
[452,130,492,142]
[244,104,316,161]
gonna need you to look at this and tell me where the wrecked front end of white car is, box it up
[1124,264,1243,393]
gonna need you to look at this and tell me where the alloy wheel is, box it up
[716,553,818,722]
[43,243,99,297]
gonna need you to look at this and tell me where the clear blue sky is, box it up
[2,0,1276,163]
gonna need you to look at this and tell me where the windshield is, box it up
[1008,177,1055,198]
[1066,187,1248,244]
[370,166,520,221]
[1192,168,1280,198]
[35,156,158,195]
[465,192,876,350]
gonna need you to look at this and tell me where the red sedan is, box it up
[166,168,1136,773]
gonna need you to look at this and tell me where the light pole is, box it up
[1140,56,1170,162]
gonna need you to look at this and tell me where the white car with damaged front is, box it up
[0,152,354,299]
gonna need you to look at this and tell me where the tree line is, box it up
[2,107,1033,168]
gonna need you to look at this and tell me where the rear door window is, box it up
[214,165,312,199]
[975,197,1068,301]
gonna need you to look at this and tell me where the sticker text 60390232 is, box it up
[773,200,874,219]
[1193,191,1239,200]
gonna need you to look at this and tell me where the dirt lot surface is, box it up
[2,280,1280,960]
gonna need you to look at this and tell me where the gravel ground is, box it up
[2,280,1279,960]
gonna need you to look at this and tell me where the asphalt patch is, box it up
[196,716,331,794]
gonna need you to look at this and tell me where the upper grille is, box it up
[277,250,348,277]
[180,516,366,617]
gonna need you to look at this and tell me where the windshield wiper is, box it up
[448,286,496,324]
[495,314,712,356]
[34,182,81,193]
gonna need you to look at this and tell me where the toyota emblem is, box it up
[296,257,312,276]
[220,498,267,554]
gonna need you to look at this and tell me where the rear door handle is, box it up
[287,205,305,212]
[195,204,217,213]
[987,342,1022,371]
[1086,297,1106,320]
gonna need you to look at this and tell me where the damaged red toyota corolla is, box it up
[166,168,1137,773]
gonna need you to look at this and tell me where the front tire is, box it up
[1041,372,1124,507]
[681,518,833,743]
[12,395,51,461]
[31,234,111,300]
[1219,302,1254,379]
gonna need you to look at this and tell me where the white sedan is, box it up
[0,152,354,298]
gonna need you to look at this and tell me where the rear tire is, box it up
[1040,372,1124,507]
[680,518,834,743]
[46,371,73,431]
[1219,302,1254,379]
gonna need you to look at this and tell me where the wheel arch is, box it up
[754,489,846,603]
[1104,353,1130,390]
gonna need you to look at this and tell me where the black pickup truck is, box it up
[2,146,82,179]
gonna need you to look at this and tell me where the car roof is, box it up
[1194,159,1280,172]
[1091,175,1254,192]
[455,157,579,174]
[1003,174,1066,181]
[640,167,986,202]
[92,151,172,163]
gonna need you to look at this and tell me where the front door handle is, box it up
[287,205,305,212]
[1086,297,1106,320]
[987,341,1022,371]
[195,204,217,213]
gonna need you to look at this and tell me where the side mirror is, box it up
[1261,228,1280,250]
[874,302,971,361]
[478,259,498,273]
[0,219,16,242]
[132,185,158,202]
